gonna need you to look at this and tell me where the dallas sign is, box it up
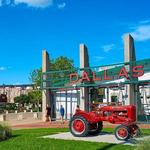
[70,65,144,83]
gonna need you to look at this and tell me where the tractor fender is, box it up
[74,111,100,123]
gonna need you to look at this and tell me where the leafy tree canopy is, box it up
[14,91,42,105]
[29,56,75,86]
[14,94,30,104]
[28,90,42,104]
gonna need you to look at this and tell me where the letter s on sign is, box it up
[132,65,144,77]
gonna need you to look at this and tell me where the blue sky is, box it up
[0,0,150,84]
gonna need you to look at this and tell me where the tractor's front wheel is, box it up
[69,116,89,137]
[115,125,130,141]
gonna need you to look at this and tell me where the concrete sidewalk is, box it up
[10,121,150,129]
[1,118,150,129]
[11,121,68,129]
[43,132,150,145]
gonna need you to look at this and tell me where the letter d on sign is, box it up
[70,73,78,83]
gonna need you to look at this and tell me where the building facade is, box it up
[0,84,34,103]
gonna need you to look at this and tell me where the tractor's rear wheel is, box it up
[130,124,141,138]
[69,116,89,137]
[88,122,103,135]
[115,125,130,141]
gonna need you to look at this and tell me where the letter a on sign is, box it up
[118,67,129,79]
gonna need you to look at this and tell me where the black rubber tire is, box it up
[115,125,130,141]
[130,124,141,138]
[88,122,103,135]
[69,116,89,137]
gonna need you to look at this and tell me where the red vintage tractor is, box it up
[69,104,141,140]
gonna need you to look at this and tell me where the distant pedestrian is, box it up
[76,105,80,112]
[46,105,51,123]
[60,105,65,124]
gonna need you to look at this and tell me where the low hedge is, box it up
[0,124,12,141]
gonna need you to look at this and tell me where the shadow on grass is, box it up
[96,144,116,150]
[11,134,20,138]
[0,134,20,143]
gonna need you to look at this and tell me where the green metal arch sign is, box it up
[41,58,150,90]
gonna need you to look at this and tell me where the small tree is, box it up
[28,90,42,104]
[29,68,42,87]
[14,94,30,105]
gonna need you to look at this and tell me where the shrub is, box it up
[6,103,17,111]
[32,107,39,112]
[135,139,150,150]
[0,124,12,141]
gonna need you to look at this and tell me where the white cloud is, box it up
[130,25,150,41]
[0,0,53,8]
[14,82,21,85]
[101,44,115,52]
[0,67,7,71]
[122,19,150,42]
[15,0,53,8]
[94,56,105,62]
[0,0,67,9]
[0,66,12,71]
[139,19,150,24]
[57,2,66,9]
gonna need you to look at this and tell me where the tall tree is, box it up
[29,56,75,87]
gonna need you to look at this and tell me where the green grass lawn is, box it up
[0,128,149,150]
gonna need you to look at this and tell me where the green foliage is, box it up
[0,127,150,150]
[14,94,30,104]
[135,139,150,150]
[0,128,134,150]
[5,103,17,111]
[0,124,12,141]
[28,90,42,104]
[32,107,39,112]
[14,90,42,105]
[0,103,17,113]
[29,68,42,86]
[0,103,5,113]
[29,56,75,87]
[50,56,75,85]
[52,56,74,71]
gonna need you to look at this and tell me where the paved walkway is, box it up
[1,119,150,129]
[11,121,150,129]
[11,121,68,129]
[43,132,150,145]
